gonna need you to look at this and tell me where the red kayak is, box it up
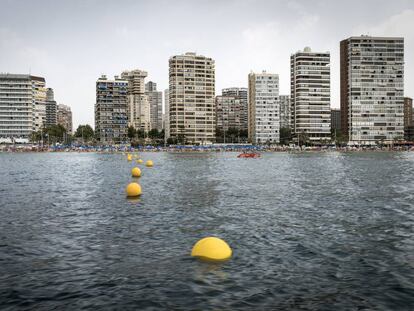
[237,153,261,158]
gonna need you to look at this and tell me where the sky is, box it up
[1,0,414,129]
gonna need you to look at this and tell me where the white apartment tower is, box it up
[340,36,404,144]
[291,47,331,143]
[164,89,170,139]
[248,71,280,144]
[121,69,151,132]
[0,74,46,138]
[169,52,215,144]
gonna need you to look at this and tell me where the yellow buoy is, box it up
[125,182,141,197]
[191,237,232,262]
[146,160,153,167]
[127,154,132,161]
[138,159,143,164]
[131,167,141,177]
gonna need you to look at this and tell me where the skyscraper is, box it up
[145,81,163,131]
[331,108,341,132]
[121,69,150,132]
[0,74,46,138]
[95,75,128,143]
[57,104,73,134]
[291,47,331,143]
[248,71,280,144]
[340,36,404,144]
[169,52,215,144]
[45,88,57,127]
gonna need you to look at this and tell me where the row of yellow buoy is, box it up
[124,152,232,262]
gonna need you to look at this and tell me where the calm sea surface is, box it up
[0,152,414,310]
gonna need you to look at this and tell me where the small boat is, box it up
[237,152,261,158]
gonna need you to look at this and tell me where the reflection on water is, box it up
[0,151,414,310]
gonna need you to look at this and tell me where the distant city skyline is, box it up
[1,0,414,128]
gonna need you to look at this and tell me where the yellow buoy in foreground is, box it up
[125,182,142,197]
[131,167,141,177]
[137,159,143,164]
[191,237,232,262]
[146,160,153,167]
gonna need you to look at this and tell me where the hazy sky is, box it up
[1,0,413,129]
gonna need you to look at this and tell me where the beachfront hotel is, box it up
[340,36,404,144]
[248,71,280,144]
[291,47,331,143]
[95,75,128,143]
[0,73,46,139]
[168,52,215,144]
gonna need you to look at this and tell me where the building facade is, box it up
[279,95,291,129]
[57,104,72,134]
[0,74,46,138]
[331,108,341,131]
[121,69,150,132]
[45,88,57,127]
[164,89,169,139]
[291,47,331,143]
[169,52,215,144]
[403,97,413,127]
[95,75,128,143]
[340,36,404,144]
[222,88,248,131]
[248,71,280,144]
[145,81,163,131]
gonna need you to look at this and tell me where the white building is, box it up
[340,36,404,144]
[0,74,46,138]
[291,47,331,143]
[248,71,280,144]
[121,69,151,132]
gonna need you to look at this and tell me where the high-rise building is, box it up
[291,47,331,143]
[45,88,57,127]
[169,52,215,144]
[95,75,128,143]
[215,87,248,140]
[0,73,46,138]
[121,69,150,132]
[222,88,248,131]
[164,89,170,139]
[145,81,163,131]
[403,97,413,127]
[248,71,280,144]
[331,108,341,131]
[57,104,72,134]
[279,95,291,129]
[340,36,404,144]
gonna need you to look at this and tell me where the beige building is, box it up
[169,52,215,144]
[57,104,73,134]
[121,69,151,132]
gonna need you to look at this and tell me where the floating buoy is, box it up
[138,159,143,164]
[131,167,141,177]
[125,182,141,197]
[191,237,232,262]
[127,154,132,161]
[146,160,153,167]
